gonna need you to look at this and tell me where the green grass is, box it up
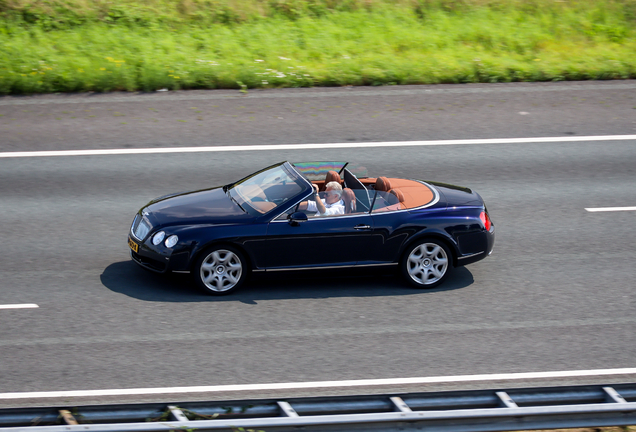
[1,0,635,94]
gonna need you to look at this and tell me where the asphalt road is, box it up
[0,81,635,408]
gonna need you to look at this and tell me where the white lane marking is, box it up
[1,368,635,399]
[0,304,39,310]
[1,135,636,158]
[586,206,636,212]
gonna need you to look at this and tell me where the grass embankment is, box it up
[1,0,635,94]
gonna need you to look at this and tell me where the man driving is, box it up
[298,181,345,216]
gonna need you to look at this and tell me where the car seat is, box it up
[342,188,356,214]
[374,176,392,192]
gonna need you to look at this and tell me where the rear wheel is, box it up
[194,246,247,295]
[401,239,453,289]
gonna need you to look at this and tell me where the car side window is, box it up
[371,191,403,213]
[352,189,371,213]
[273,205,298,221]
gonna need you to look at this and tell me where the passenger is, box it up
[298,181,345,216]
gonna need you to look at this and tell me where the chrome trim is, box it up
[417,181,441,209]
[458,251,485,260]
[131,216,152,241]
[172,270,191,274]
[265,262,396,272]
[130,214,139,233]
[267,264,353,272]
[270,211,373,222]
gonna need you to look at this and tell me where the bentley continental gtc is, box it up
[128,161,495,295]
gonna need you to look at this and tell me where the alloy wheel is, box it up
[200,249,243,292]
[406,242,449,286]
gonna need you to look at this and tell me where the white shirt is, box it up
[306,198,345,216]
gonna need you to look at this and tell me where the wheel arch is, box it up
[399,231,459,267]
[189,240,254,273]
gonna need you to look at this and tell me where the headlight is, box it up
[152,231,166,245]
[165,235,178,248]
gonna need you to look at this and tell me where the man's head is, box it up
[324,181,343,204]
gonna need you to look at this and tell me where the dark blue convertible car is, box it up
[128,161,494,295]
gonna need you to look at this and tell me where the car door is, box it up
[254,214,381,269]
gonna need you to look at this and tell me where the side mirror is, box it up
[288,211,308,226]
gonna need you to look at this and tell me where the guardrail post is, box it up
[603,387,628,404]
[390,396,413,413]
[277,401,299,417]
[58,410,78,425]
[168,406,188,422]
[496,391,519,408]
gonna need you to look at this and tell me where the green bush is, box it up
[1,0,635,94]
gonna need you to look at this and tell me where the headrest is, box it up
[325,170,341,184]
[342,188,356,214]
[375,176,392,192]
[389,188,405,202]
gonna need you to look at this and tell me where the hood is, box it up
[143,186,255,227]
[426,181,484,207]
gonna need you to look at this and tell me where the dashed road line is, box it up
[0,304,39,309]
[586,206,636,212]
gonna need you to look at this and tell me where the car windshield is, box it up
[228,164,305,216]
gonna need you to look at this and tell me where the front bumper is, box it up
[128,235,190,273]
[130,249,169,273]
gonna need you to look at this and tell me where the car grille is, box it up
[131,214,152,241]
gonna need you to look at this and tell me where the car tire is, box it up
[401,239,453,289]
[193,245,248,295]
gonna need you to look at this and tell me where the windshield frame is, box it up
[227,162,312,219]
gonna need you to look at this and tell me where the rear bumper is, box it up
[456,227,495,266]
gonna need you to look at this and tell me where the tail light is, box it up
[479,211,492,231]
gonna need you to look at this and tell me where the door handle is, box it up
[354,224,371,230]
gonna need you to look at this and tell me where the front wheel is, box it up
[401,239,453,289]
[194,246,247,295]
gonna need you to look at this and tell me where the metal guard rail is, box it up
[1,383,635,431]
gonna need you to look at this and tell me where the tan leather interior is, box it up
[342,188,356,214]
[320,170,342,191]
[250,201,277,214]
[385,179,434,209]
[389,188,405,203]
[325,170,342,184]
[312,176,434,211]
[374,176,392,192]
[366,179,434,209]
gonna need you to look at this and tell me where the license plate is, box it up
[128,236,139,253]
